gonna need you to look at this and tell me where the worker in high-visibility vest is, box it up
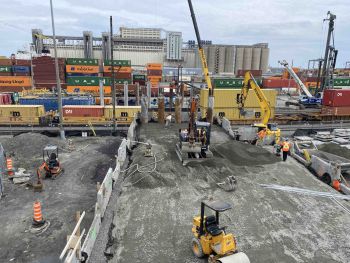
[280,139,291,161]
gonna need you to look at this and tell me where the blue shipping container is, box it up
[12,66,30,73]
[19,96,95,111]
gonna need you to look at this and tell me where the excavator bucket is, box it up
[216,252,250,263]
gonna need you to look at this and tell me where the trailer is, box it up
[291,137,350,195]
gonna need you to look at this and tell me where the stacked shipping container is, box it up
[0,59,32,91]
[65,58,99,77]
[322,89,350,116]
[214,78,262,89]
[104,60,132,84]
[147,63,162,88]
[32,56,65,89]
[199,88,277,122]
[19,96,95,111]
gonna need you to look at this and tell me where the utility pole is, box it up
[50,0,65,139]
[320,11,336,92]
[110,16,116,133]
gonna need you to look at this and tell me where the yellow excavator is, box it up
[236,71,281,145]
[192,200,250,263]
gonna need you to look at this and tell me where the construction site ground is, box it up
[0,133,119,263]
[102,123,350,263]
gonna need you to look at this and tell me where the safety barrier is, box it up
[60,119,136,263]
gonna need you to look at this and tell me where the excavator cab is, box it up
[191,200,250,263]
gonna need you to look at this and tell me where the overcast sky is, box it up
[0,0,349,68]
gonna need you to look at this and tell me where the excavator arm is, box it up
[238,72,271,126]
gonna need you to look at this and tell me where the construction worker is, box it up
[256,128,267,146]
[280,139,291,161]
[165,114,172,128]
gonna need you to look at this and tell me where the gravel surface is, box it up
[99,124,350,263]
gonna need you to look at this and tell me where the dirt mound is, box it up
[0,133,65,159]
[213,140,280,166]
[318,143,350,160]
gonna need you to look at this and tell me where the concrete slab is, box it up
[103,124,350,263]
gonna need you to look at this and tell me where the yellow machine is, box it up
[188,0,214,123]
[192,200,250,263]
[236,72,281,145]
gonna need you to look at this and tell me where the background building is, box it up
[31,27,269,74]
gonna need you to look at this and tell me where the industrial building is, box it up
[31,27,269,74]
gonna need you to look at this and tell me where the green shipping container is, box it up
[66,58,99,66]
[67,76,108,86]
[103,78,132,85]
[214,78,262,88]
[133,74,146,81]
[0,66,12,73]
[333,78,350,86]
[104,60,131,67]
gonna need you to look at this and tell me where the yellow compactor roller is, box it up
[192,200,250,263]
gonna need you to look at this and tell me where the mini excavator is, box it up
[34,145,63,191]
[192,200,250,263]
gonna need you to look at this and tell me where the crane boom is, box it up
[187,0,213,124]
[279,60,313,98]
[238,72,271,126]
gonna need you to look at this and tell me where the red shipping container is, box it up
[321,106,350,116]
[63,106,104,117]
[15,59,31,66]
[103,72,132,79]
[0,86,31,92]
[0,59,13,66]
[322,89,350,107]
[263,78,297,88]
[147,69,162,76]
[236,70,262,77]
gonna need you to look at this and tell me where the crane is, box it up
[279,60,322,107]
[187,0,214,124]
[236,72,280,145]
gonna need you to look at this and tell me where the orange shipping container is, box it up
[66,65,99,74]
[103,66,132,73]
[146,63,162,70]
[66,86,111,94]
[0,76,32,87]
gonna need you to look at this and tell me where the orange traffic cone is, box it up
[33,201,45,227]
[6,157,14,177]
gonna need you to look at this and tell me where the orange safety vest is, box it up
[258,130,266,139]
[282,142,290,152]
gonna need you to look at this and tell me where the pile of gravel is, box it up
[0,133,65,158]
[317,143,350,160]
[213,140,280,166]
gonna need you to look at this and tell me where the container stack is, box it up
[66,76,110,95]
[262,78,297,89]
[133,74,146,86]
[104,60,132,84]
[19,96,95,111]
[199,88,277,122]
[0,59,32,92]
[147,63,162,88]
[32,56,65,89]
[214,78,262,89]
[66,58,99,77]
[322,88,350,117]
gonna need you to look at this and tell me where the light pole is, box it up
[50,0,65,139]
